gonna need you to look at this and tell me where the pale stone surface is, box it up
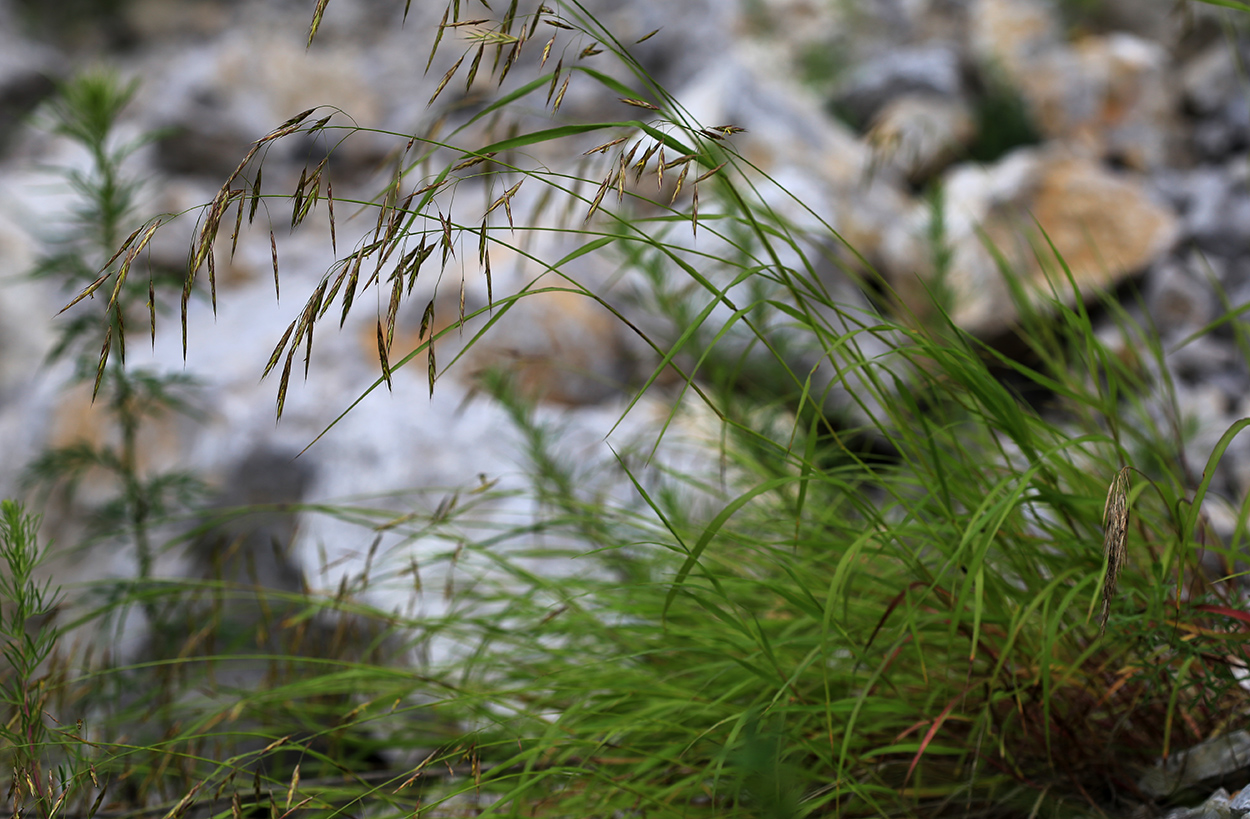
[1140,731,1250,798]
[893,147,1179,335]
[866,93,976,183]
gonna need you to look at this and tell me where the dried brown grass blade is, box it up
[1100,467,1131,637]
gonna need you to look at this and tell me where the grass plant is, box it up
[7,1,1250,818]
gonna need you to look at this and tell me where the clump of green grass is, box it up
[13,1,1250,818]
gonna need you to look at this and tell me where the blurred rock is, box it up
[191,446,315,594]
[832,44,965,129]
[1140,731,1250,800]
[896,146,1178,335]
[972,0,1182,169]
[1156,161,1250,257]
[866,93,976,184]
[1147,254,1217,337]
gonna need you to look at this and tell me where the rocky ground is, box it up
[3,0,1250,813]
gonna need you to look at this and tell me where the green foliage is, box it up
[25,72,204,583]
[14,2,1250,818]
[0,501,94,819]
[968,70,1041,165]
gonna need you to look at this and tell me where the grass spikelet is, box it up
[466,43,486,90]
[230,186,244,258]
[419,299,434,342]
[408,238,432,296]
[498,38,522,86]
[248,165,262,224]
[670,161,690,205]
[302,278,326,377]
[429,52,466,106]
[552,75,570,111]
[270,228,280,300]
[259,108,317,144]
[439,210,455,266]
[547,58,563,105]
[385,264,403,350]
[691,183,699,236]
[376,320,392,392]
[91,327,111,400]
[319,265,349,320]
[584,173,611,223]
[584,136,627,156]
[340,249,363,328]
[1100,467,1131,636]
[307,0,331,46]
[485,180,523,229]
[327,178,336,253]
[484,246,492,308]
[635,28,660,43]
[291,166,307,227]
[427,341,437,398]
[633,140,660,182]
[695,161,727,184]
[620,98,660,111]
[427,6,449,73]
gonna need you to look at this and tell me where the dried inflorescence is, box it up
[1100,466,1130,636]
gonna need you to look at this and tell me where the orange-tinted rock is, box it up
[896,147,1179,335]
